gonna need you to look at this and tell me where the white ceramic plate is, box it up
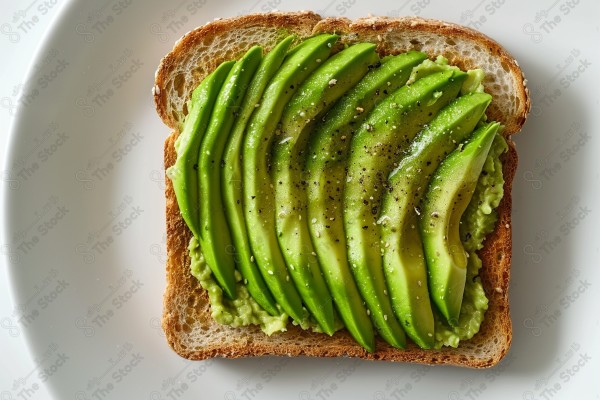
[3,0,599,398]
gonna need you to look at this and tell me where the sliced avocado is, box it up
[379,92,492,348]
[305,51,428,351]
[343,70,467,348]
[197,49,263,299]
[420,122,501,327]
[243,34,339,325]
[222,37,295,316]
[168,61,234,240]
[271,42,379,335]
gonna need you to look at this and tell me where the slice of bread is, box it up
[156,11,530,368]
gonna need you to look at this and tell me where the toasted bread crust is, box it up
[312,16,530,135]
[154,13,530,134]
[159,12,528,368]
[154,11,322,130]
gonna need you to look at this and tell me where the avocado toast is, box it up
[155,11,530,368]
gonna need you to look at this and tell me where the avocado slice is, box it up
[221,37,295,316]
[420,122,501,327]
[271,42,379,334]
[197,48,266,300]
[243,34,339,325]
[168,61,234,240]
[379,92,492,348]
[304,51,428,351]
[343,70,467,348]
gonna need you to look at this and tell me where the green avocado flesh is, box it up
[420,122,499,328]
[169,37,507,352]
[220,38,295,316]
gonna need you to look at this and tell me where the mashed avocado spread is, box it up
[189,237,288,335]
[186,54,507,347]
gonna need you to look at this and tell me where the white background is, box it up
[1,0,598,399]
